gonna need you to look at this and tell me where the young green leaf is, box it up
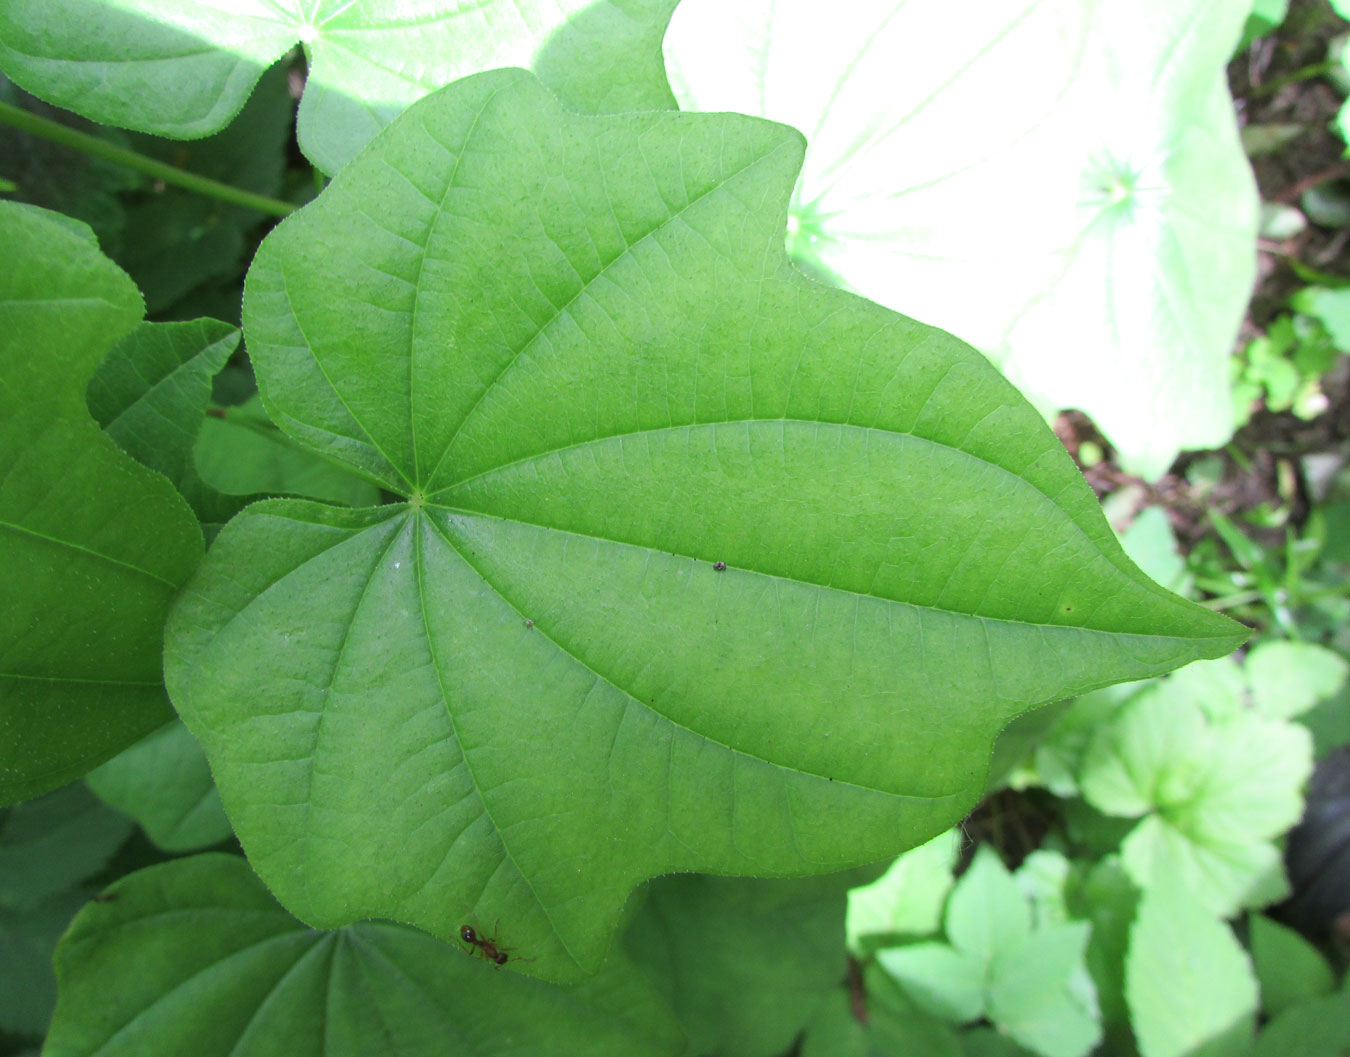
[0,201,202,805]
[85,720,231,853]
[988,922,1099,1057]
[43,854,683,1057]
[1245,641,1349,720]
[847,828,960,946]
[165,68,1245,982]
[0,0,679,174]
[1080,680,1313,916]
[666,0,1258,478]
[877,848,1101,1056]
[1126,887,1257,1057]
[876,941,986,1024]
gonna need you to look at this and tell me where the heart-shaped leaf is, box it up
[665,0,1259,478]
[0,0,679,174]
[164,68,1244,982]
[0,202,202,805]
[43,854,683,1057]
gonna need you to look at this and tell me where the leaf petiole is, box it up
[0,100,296,218]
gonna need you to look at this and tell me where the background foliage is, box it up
[2,0,1350,1055]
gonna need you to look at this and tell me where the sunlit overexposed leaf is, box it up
[666,0,1258,477]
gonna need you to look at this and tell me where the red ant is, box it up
[459,924,532,967]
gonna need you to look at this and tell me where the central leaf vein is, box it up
[413,512,585,971]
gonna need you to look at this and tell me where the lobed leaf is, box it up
[0,0,679,174]
[165,68,1245,982]
[0,201,201,804]
[1081,682,1313,916]
[43,853,683,1057]
[666,0,1259,478]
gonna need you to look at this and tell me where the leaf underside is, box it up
[165,69,1244,981]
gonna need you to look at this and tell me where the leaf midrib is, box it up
[428,502,1232,646]
[424,509,970,805]
[410,512,586,973]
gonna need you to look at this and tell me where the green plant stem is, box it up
[1199,589,1264,611]
[1247,61,1340,101]
[0,101,295,218]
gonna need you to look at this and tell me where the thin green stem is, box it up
[0,100,295,218]
[1199,590,1264,611]
[1247,61,1340,101]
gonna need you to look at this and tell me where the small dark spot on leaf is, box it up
[524,619,534,629]
[713,561,727,572]
[92,892,117,903]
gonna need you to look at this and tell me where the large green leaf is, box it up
[0,201,201,805]
[43,853,683,1057]
[625,872,862,1057]
[665,0,1258,478]
[165,69,1244,983]
[0,0,678,175]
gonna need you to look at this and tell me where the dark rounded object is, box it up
[1281,747,1350,937]
[713,561,727,571]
